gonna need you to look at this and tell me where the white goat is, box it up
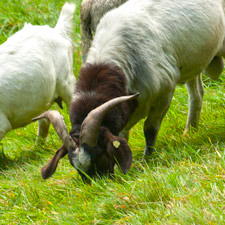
[0,3,76,142]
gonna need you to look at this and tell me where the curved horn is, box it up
[79,93,139,147]
[32,110,77,150]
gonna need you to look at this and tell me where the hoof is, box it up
[142,146,154,162]
[142,154,151,162]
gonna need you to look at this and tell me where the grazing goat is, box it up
[80,0,224,136]
[34,0,225,181]
[0,3,76,142]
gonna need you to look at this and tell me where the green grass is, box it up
[0,0,225,224]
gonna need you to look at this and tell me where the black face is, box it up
[67,128,133,182]
[78,152,115,182]
[39,125,132,181]
[68,142,115,182]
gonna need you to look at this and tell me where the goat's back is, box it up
[87,0,225,93]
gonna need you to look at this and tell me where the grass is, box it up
[0,0,225,224]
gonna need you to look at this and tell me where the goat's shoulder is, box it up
[76,63,127,97]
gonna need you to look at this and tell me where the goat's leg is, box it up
[36,118,50,144]
[0,114,12,141]
[184,74,204,135]
[143,90,174,156]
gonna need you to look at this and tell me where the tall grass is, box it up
[0,0,224,224]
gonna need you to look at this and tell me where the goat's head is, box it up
[33,94,138,181]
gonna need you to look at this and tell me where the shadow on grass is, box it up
[0,139,57,171]
[133,125,225,165]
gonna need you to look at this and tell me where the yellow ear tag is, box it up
[113,140,120,149]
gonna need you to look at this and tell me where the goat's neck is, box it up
[70,63,137,135]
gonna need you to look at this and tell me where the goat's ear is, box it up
[106,135,132,174]
[41,145,68,179]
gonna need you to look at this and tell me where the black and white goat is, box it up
[35,0,225,180]
[0,3,76,142]
[80,0,223,135]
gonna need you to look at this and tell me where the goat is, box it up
[34,0,225,181]
[0,3,76,143]
[80,0,224,136]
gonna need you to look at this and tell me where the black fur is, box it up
[69,63,136,178]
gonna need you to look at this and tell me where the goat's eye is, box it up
[71,133,79,138]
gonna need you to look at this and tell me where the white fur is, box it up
[86,0,225,140]
[72,147,91,172]
[0,3,76,141]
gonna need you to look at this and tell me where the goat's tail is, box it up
[55,2,76,39]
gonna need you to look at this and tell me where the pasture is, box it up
[0,0,224,224]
